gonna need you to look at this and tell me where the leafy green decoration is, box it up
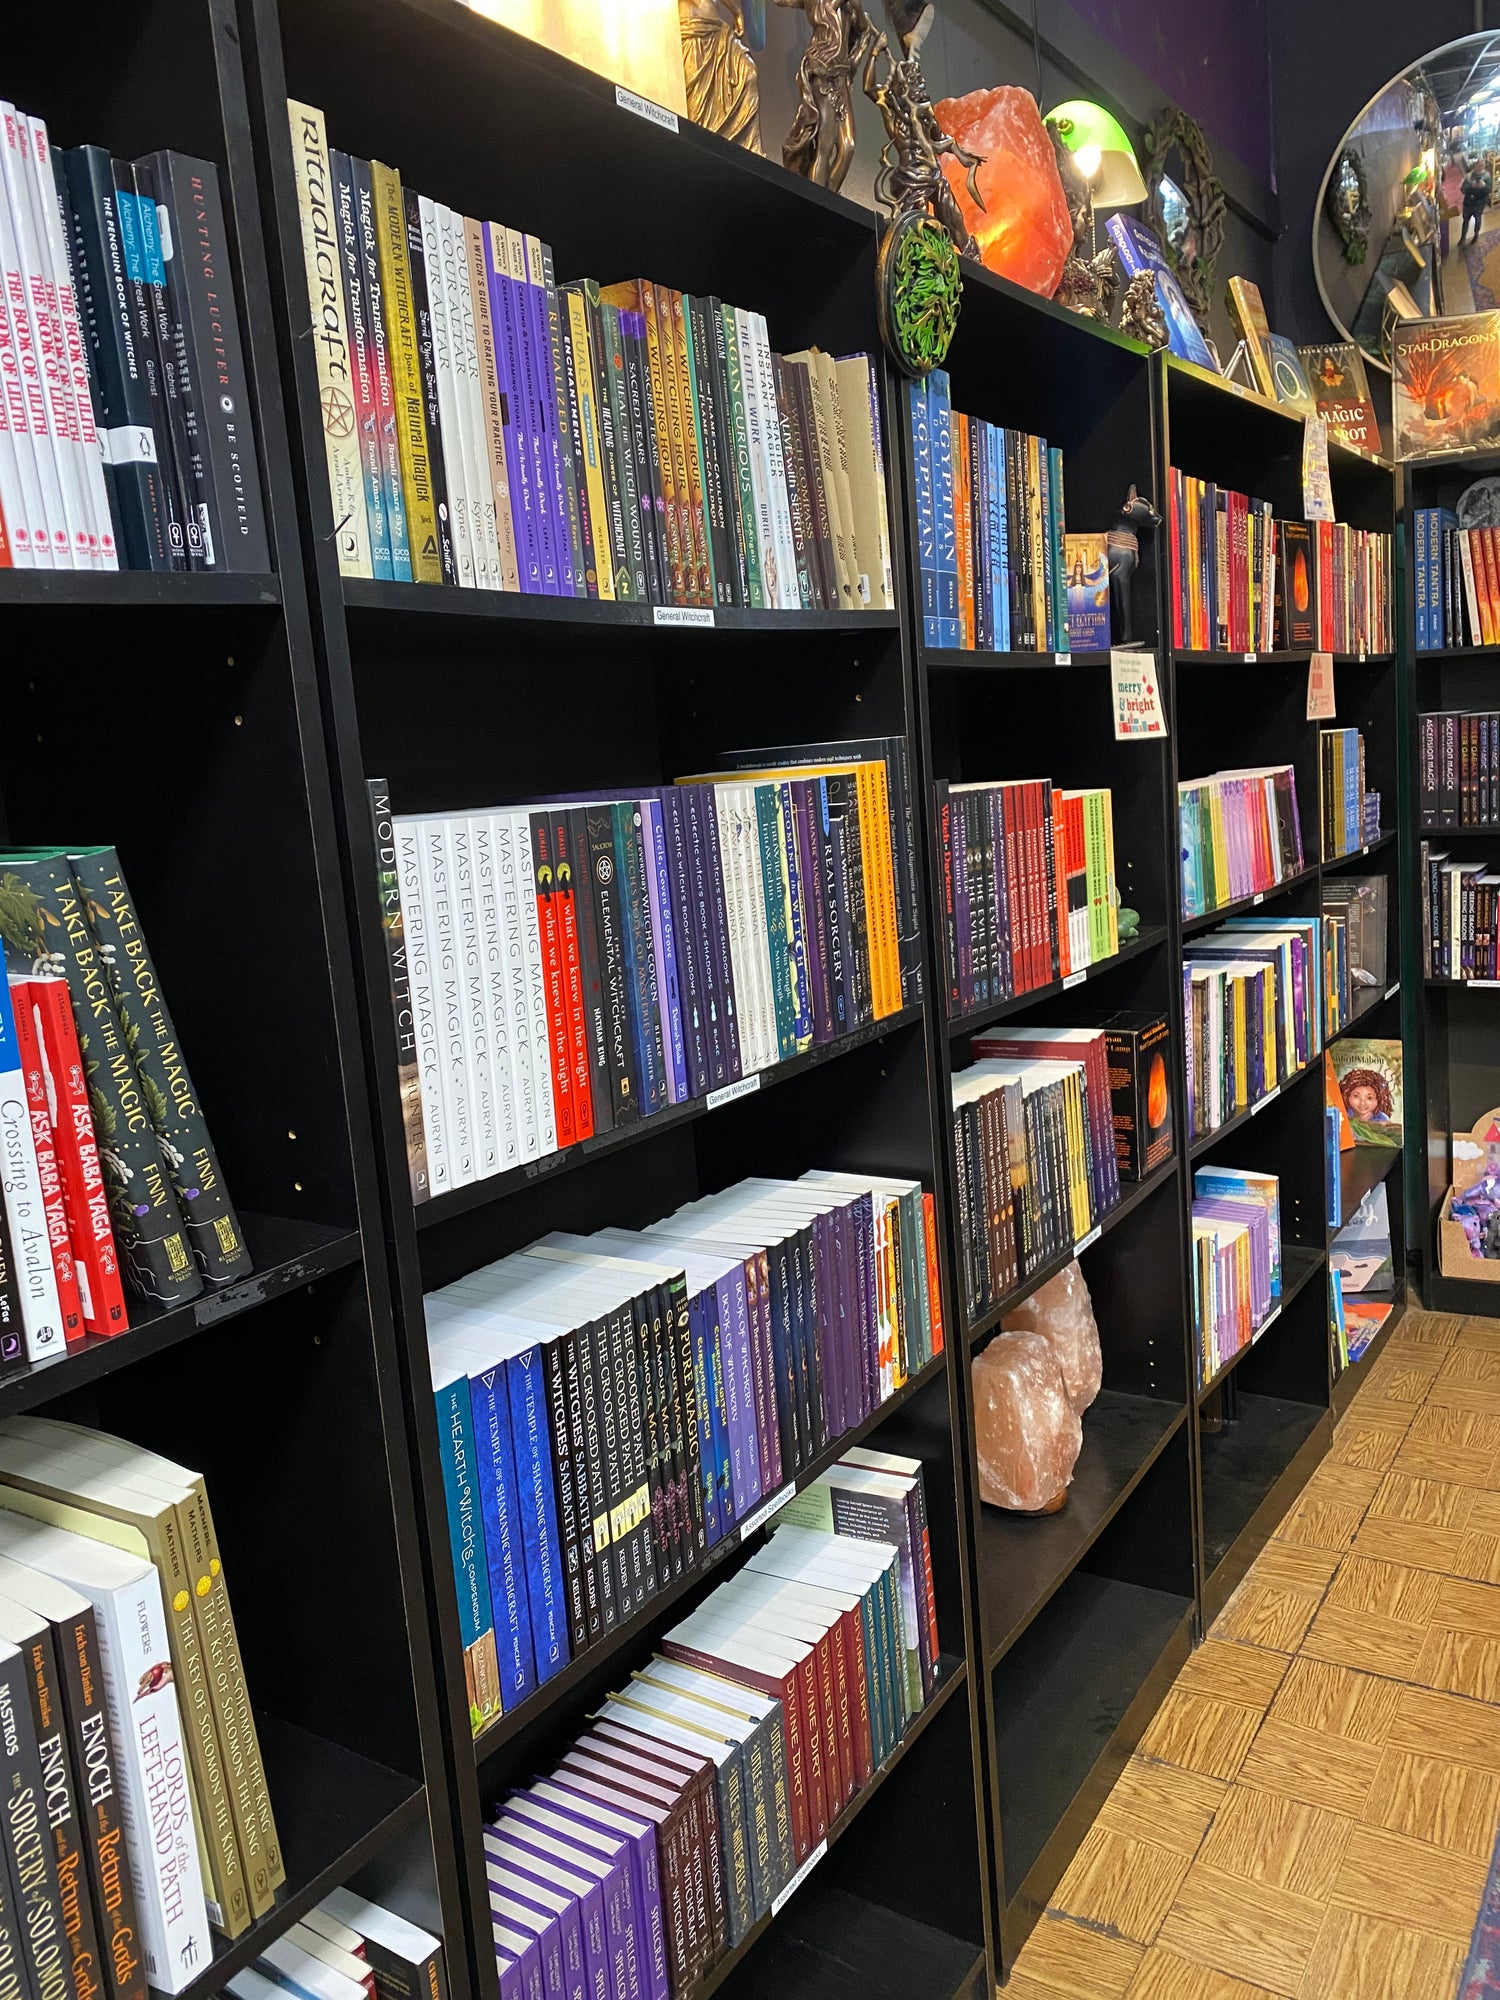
[880,214,961,379]
[0,874,55,965]
[142,1071,170,1133]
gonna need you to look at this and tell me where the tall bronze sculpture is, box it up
[776,0,878,190]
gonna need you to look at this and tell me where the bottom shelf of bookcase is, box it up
[1200,1396,1331,1622]
[1422,1268,1500,1320]
[698,1656,969,2000]
[994,1573,1193,1956]
[706,1881,986,2000]
[1331,1295,1408,1419]
[162,1712,426,2000]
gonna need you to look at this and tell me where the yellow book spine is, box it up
[564,290,615,602]
[371,161,441,582]
[852,764,892,1018]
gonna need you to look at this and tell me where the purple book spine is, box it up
[951,797,973,1011]
[988,792,1013,1000]
[492,1892,567,2000]
[710,1275,759,1518]
[487,1828,610,2000]
[812,1208,843,1439]
[827,1194,858,1429]
[495,1929,545,2000]
[496,1807,632,2000]
[681,786,731,1086]
[519,239,563,593]
[642,798,690,1103]
[661,789,711,1096]
[854,1193,879,1414]
[485,229,542,590]
[791,780,834,1045]
[725,1265,774,1499]
[529,1784,663,2000]
[486,1858,587,2000]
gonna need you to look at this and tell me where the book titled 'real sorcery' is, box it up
[1104,215,1217,371]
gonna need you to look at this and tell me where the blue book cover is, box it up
[505,1341,572,1681]
[687,1294,725,1546]
[1414,509,1430,651]
[928,369,961,645]
[1434,508,1458,649]
[467,1353,538,1710]
[432,1362,503,1731]
[1106,214,1219,371]
[701,1288,735,1534]
[909,378,938,645]
[775,782,815,1053]
[988,423,1009,650]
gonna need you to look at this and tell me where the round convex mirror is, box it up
[1315,31,1500,372]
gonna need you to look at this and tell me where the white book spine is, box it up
[491,813,539,1161]
[0,999,63,1360]
[0,108,69,566]
[422,819,474,1188]
[442,208,499,590]
[84,1564,210,1991]
[470,816,519,1170]
[737,787,778,1069]
[712,786,757,1076]
[5,110,94,568]
[395,817,449,1195]
[446,816,497,1177]
[29,118,115,568]
[511,813,558,1154]
[1461,530,1483,647]
[0,242,31,565]
[735,307,778,611]
[751,314,801,610]
[420,196,474,588]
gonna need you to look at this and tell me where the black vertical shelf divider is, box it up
[1399,449,1500,1320]
[0,4,470,1994]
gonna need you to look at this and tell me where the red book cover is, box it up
[998,785,1027,993]
[550,812,594,1141]
[21,978,126,1336]
[954,413,974,650]
[0,497,9,567]
[720,1593,840,1821]
[1318,522,1335,649]
[9,985,82,1343]
[529,816,575,1149]
[1169,471,1183,649]
[1032,781,1052,989]
[1012,783,1035,991]
[1231,492,1247,651]
[1052,794,1070,980]
[1482,529,1500,643]
[661,1626,814,1859]
[922,1191,945,1354]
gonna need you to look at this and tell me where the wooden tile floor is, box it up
[1002,1311,1500,1999]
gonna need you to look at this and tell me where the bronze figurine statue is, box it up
[679,0,764,152]
[1106,485,1161,648]
[861,4,982,257]
[1048,122,1117,320]
[777,0,877,190]
[1119,269,1169,349]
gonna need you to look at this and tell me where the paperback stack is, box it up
[374,742,919,1203]
[1183,917,1323,1140]
[1413,509,1500,649]
[1191,1168,1282,1386]
[1178,764,1305,919]
[0,845,251,1358]
[1320,727,1373,860]
[1166,476,1392,655]
[289,103,892,609]
[482,1487,935,1997]
[1418,711,1500,828]
[908,371,1068,651]
[950,1027,1124,1321]
[233,1890,449,2000]
[0,1415,281,1990]
[0,99,267,571]
[428,1175,943,1735]
[1421,841,1500,979]
[934,780,1118,1016]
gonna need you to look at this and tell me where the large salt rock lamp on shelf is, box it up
[931,85,1071,296]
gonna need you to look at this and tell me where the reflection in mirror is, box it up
[1315,33,1500,372]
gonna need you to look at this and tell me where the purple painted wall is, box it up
[1058,0,1273,182]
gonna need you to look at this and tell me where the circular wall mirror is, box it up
[1314,31,1500,372]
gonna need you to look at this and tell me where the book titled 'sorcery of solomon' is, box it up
[1392,313,1500,460]
[1064,532,1109,650]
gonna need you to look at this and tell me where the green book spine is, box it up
[720,307,763,609]
[750,788,795,1061]
[678,304,717,605]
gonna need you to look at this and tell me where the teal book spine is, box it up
[434,1373,502,1732]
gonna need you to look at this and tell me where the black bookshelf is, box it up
[1155,352,1403,1625]
[237,5,994,1998]
[0,0,470,1990]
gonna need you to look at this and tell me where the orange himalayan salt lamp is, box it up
[931,85,1072,297]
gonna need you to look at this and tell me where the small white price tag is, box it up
[1062,970,1087,990]
[1307,651,1336,721]
[1385,982,1399,1000]
[1260,1302,1282,1332]
[616,85,679,132]
[1470,979,1500,989]
[738,1484,797,1543]
[1074,1225,1103,1254]
[1111,649,1167,740]
[654,605,714,628]
[1252,1086,1281,1114]
[1055,650,1070,664]
[1252,892,1265,905]
[707,1073,761,1110]
[771,1840,827,1916]
[1244,652,1257,664]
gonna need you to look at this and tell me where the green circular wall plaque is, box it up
[878,211,962,379]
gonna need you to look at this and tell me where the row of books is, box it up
[1166,474,1392,656]
[1324,876,1388,1038]
[290,103,892,612]
[1412,512,1500,651]
[908,371,1068,652]
[1178,764,1306,921]
[1418,711,1500,828]
[377,744,918,1204]
[233,1889,447,2000]
[0,847,250,1354]
[0,101,267,572]
[0,1416,282,1989]
[1191,1168,1282,1387]
[483,1482,934,1999]
[1320,726,1376,859]
[429,1175,943,1735]
[1421,840,1500,981]
[934,780,1119,1018]
[1183,917,1324,1141]
[949,1025,1144,1322]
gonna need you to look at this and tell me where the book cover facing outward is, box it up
[1225,278,1276,400]
[1104,215,1217,371]
[1392,314,1500,460]
[1298,342,1382,454]
[1064,533,1109,650]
